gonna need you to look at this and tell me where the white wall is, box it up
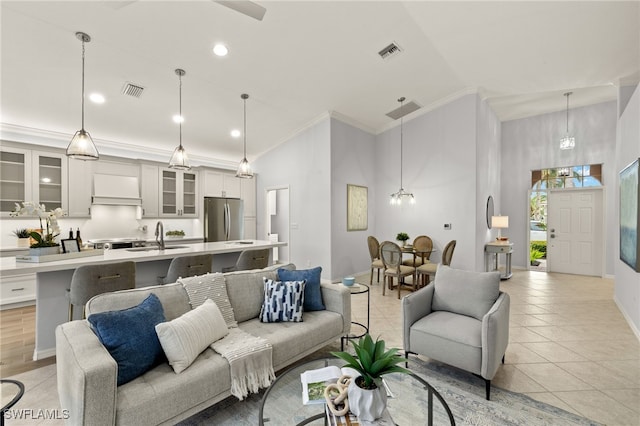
[253,118,332,277]
[615,83,640,336]
[330,118,376,280]
[373,94,480,271]
[475,96,503,270]
[501,101,618,273]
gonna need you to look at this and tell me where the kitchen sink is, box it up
[126,246,189,252]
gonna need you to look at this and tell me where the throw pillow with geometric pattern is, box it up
[259,278,305,323]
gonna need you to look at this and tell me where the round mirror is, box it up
[486,196,494,229]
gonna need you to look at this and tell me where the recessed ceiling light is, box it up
[89,93,105,104]
[173,115,184,123]
[231,129,241,138]
[213,43,228,57]
[41,177,51,183]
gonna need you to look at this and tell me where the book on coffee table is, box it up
[301,365,359,404]
[301,365,394,405]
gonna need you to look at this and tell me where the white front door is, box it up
[547,188,604,276]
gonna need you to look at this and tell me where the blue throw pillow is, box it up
[278,266,325,311]
[88,293,166,386]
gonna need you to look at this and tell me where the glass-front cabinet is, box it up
[0,147,31,212]
[33,151,67,211]
[160,168,198,217]
[0,147,67,214]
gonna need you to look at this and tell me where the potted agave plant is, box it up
[331,335,408,421]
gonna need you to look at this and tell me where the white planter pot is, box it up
[29,246,60,256]
[16,238,30,248]
[347,378,387,421]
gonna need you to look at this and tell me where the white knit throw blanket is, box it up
[210,328,275,400]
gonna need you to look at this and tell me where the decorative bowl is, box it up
[342,277,355,287]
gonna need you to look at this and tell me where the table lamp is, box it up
[491,216,509,241]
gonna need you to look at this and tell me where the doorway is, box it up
[265,187,290,263]
[546,188,604,276]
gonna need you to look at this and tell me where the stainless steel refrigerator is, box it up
[204,197,244,242]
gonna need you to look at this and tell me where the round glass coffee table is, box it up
[258,357,455,425]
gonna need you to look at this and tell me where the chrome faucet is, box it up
[155,221,165,250]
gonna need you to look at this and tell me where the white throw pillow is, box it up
[155,299,229,373]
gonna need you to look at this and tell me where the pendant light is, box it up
[559,91,575,150]
[66,32,99,160]
[236,93,254,178]
[169,69,191,170]
[390,97,415,206]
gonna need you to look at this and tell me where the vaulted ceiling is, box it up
[2,1,638,167]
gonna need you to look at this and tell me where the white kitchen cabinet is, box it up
[0,146,31,213]
[222,173,241,198]
[0,147,68,215]
[202,170,241,198]
[240,177,256,217]
[243,217,256,239]
[32,151,68,211]
[68,159,93,217]
[160,168,198,217]
[0,274,36,309]
[140,164,159,217]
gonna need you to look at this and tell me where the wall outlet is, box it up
[444,223,452,230]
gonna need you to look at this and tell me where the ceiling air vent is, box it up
[386,100,421,120]
[121,82,145,98]
[378,42,402,60]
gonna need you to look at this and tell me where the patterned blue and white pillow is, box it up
[260,278,306,323]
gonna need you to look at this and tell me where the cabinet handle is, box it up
[143,208,145,216]
[88,207,91,215]
[11,288,25,292]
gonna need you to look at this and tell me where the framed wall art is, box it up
[347,184,368,231]
[620,158,640,272]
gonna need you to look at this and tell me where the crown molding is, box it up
[0,122,237,170]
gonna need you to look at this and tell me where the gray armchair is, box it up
[402,265,510,400]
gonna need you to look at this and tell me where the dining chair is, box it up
[402,235,433,267]
[417,240,456,286]
[368,236,384,285]
[380,241,416,299]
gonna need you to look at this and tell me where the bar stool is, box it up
[163,254,213,284]
[67,261,136,321]
[221,249,269,273]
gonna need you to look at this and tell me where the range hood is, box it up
[92,174,142,206]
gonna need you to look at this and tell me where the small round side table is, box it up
[340,283,370,350]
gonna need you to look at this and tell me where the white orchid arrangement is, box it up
[10,202,65,248]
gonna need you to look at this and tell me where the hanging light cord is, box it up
[243,96,247,159]
[399,97,405,190]
[178,73,183,148]
[81,37,86,131]
[565,91,572,134]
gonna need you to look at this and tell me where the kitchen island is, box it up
[0,240,287,360]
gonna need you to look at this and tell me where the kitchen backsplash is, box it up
[1,204,203,247]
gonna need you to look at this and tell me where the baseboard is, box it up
[34,347,56,361]
[613,294,640,341]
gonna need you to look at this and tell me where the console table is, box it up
[485,242,513,280]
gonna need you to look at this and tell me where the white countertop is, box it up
[0,240,286,276]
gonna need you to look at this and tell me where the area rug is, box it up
[178,345,602,426]
[7,347,601,426]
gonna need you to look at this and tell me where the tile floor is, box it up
[351,270,640,426]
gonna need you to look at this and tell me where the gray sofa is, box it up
[55,264,351,425]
